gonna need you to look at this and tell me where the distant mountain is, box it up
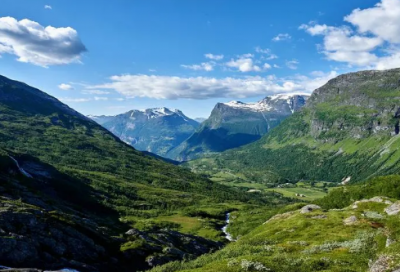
[194,117,207,123]
[90,108,199,158]
[168,94,309,161]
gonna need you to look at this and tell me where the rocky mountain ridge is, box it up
[90,107,199,158]
[169,94,309,161]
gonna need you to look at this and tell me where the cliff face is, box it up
[306,69,400,140]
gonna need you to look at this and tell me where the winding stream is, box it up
[222,213,235,241]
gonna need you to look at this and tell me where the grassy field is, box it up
[265,187,327,200]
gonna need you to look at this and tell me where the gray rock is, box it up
[364,211,384,219]
[300,205,322,214]
[386,237,396,247]
[343,216,358,225]
[369,255,390,272]
[125,228,142,236]
[385,202,400,215]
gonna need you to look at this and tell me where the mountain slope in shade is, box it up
[90,108,199,158]
[168,94,309,161]
[186,68,400,184]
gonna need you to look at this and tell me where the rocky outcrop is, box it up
[385,202,400,215]
[300,205,321,214]
[0,205,122,272]
[352,197,393,209]
[122,228,223,269]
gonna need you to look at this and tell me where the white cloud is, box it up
[255,47,271,54]
[0,17,86,67]
[238,53,254,58]
[149,69,157,72]
[58,83,73,91]
[263,63,272,70]
[272,33,291,42]
[226,57,261,72]
[204,53,224,60]
[344,0,400,43]
[94,97,108,101]
[300,0,400,69]
[255,47,278,60]
[181,62,215,71]
[286,60,299,70]
[44,5,52,9]
[88,71,337,100]
[59,97,91,103]
[82,89,110,95]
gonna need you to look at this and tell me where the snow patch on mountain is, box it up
[223,101,273,111]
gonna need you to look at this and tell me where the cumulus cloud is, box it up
[87,71,337,100]
[58,83,73,90]
[204,53,224,60]
[344,0,400,43]
[272,33,291,42]
[224,54,273,73]
[44,5,52,9]
[300,0,400,69]
[0,16,87,67]
[226,57,262,72]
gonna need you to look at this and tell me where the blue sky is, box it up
[1,0,399,118]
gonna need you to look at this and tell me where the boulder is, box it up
[300,205,321,214]
[385,202,400,215]
[125,228,142,236]
[343,215,358,225]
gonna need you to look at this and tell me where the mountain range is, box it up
[91,94,308,161]
[90,108,199,158]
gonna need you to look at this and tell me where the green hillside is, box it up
[0,75,288,271]
[149,176,400,272]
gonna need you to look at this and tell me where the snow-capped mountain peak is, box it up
[222,93,309,112]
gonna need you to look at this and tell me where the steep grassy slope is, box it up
[0,75,287,271]
[150,176,400,272]
[186,69,400,184]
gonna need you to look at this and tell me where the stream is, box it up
[221,213,235,241]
